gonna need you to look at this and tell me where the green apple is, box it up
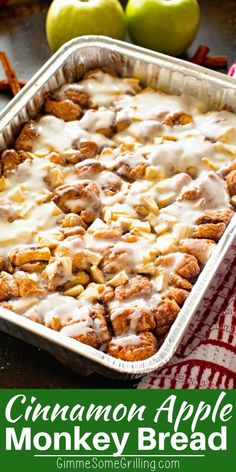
[126,0,200,56]
[46,0,126,52]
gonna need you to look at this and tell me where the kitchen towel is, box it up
[138,243,236,389]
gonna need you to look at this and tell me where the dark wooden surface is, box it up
[0,0,236,388]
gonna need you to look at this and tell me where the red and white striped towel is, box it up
[138,244,236,389]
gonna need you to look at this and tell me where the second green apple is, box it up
[126,0,200,56]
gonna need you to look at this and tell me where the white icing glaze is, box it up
[195,110,236,144]
[85,218,118,251]
[24,293,99,338]
[153,173,193,204]
[58,236,85,255]
[76,167,128,206]
[61,322,93,337]
[123,179,154,207]
[116,151,147,169]
[158,171,229,238]
[155,173,192,193]
[59,71,138,107]
[2,69,236,354]
[110,238,157,270]
[33,116,113,155]
[112,334,142,347]
[114,89,198,121]
[0,157,62,257]
[109,298,149,332]
[159,200,201,226]
[115,120,164,144]
[79,109,115,133]
[25,293,80,325]
[178,171,230,209]
[181,238,215,264]
[145,138,215,176]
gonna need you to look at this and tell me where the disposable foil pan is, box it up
[0,36,236,381]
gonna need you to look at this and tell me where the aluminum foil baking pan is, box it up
[0,36,236,381]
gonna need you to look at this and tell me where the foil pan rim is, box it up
[0,36,236,376]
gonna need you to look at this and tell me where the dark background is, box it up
[0,0,235,388]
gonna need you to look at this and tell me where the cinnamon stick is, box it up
[204,55,228,68]
[0,51,21,96]
[189,45,210,65]
[0,78,27,92]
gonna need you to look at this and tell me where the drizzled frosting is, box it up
[1,69,236,355]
